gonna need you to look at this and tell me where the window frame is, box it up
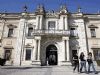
[48,21,56,30]
[4,49,12,61]
[25,48,32,60]
[90,28,96,38]
[28,27,33,36]
[8,28,14,37]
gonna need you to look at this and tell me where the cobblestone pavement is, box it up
[0,65,100,75]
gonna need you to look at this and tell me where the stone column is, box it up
[64,40,67,60]
[35,38,41,61]
[66,39,70,61]
[62,36,70,65]
[62,37,68,61]
[37,39,41,60]
[35,40,38,60]
[32,36,41,65]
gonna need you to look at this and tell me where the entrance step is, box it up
[32,60,41,65]
[60,61,72,66]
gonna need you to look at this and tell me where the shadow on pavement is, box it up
[1,66,52,70]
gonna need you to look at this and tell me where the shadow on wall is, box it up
[96,60,100,66]
[93,50,100,66]
[0,58,6,66]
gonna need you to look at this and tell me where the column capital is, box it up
[62,36,69,40]
[34,36,41,40]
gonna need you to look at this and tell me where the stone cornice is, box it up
[83,14,100,20]
[69,13,83,19]
[0,12,100,20]
[0,13,21,19]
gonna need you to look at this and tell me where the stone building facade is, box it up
[0,5,100,66]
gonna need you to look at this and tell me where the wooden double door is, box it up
[46,44,58,65]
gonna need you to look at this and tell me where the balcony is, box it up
[32,29,70,36]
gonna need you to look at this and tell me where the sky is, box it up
[0,0,100,13]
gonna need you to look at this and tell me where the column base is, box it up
[59,61,71,66]
[32,60,41,65]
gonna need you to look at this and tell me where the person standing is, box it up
[87,52,98,74]
[73,53,79,72]
[79,52,87,73]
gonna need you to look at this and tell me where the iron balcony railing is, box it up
[32,29,70,36]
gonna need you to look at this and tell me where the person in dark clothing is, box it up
[73,53,79,72]
[79,52,87,73]
[87,52,98,74]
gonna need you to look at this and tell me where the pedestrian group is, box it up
[73,52,98,74]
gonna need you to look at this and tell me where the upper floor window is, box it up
[8,28,13,37]
[48,21,55,29]
[25,49,31,60]
[28,27,33,36]
[90,29,96,37]
[70,28,76,36]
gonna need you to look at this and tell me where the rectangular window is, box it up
[70,28,76,36]
[25,49,31,60]
[28,27,33,36]
[48,21,55,29]
[8,28,13,37]
[90,29,96,37]
[4,49,11,60]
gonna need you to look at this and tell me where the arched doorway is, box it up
[46,44,58,65]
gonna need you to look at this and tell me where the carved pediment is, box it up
[25,44,34,48]
[4,46,14,49]
[91,46,100,49]
[7,24,17,28]
[88,24,98,28]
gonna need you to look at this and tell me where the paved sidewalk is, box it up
[0,65,100,75]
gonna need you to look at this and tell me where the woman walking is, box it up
[79,52,87,73]
[87,52,98,74]
[73,53,79,72]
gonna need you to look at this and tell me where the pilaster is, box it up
[61,36,71,65]
[13,13,27,66]
[32,36,41,65]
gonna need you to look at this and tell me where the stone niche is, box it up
[6,40,12,45]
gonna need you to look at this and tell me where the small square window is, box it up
[48,21,55,29]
